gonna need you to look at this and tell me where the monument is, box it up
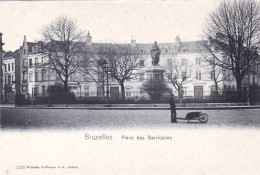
[146,41,165,82]
[143,41,167,101]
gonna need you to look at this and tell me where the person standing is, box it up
[169,94,177,123]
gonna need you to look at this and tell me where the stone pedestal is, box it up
[146,65,165,82]
[144,65,167,101]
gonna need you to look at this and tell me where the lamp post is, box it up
[104,62,109,102]
[77,82,81,100]
[105,66,109,100]
[100,59,110,102]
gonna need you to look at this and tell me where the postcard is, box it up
[0,0,260,174]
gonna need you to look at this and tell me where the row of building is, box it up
[2,33,260,102]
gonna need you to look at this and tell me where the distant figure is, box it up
[151,41,161,65]
[169,94,177,123]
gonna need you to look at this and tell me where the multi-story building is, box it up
[2,51,17,102]
[18,34,259,101]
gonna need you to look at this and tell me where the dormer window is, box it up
[165,49,168,53]
[141,50,144,54]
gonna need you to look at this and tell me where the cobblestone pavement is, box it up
[1,108,260,130]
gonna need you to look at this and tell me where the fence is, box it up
[13,87,260,105]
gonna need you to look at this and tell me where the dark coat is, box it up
[169,97,176,109]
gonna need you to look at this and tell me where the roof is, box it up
[26,41,43,53]
[21,38,207,56]
[135,40,206,54]
[3,49,19,59]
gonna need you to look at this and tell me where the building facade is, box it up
[2,51,16,102]
[12,34,260,102]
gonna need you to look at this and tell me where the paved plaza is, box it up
[1,107,260,129]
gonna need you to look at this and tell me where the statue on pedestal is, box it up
[151,41,161,65]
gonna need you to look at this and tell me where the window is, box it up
[32,87,38,97]
[12,63,14,71]
[182,71,187,79]
[11,75,14,82]
[35,71,38,81]
[22,72,26,81]
[98,74,102,82]
[35,58,38,66]
[165,49,168,53]
[29,72,33,82]
[4,64,6,72]
[29,59,32,67]
[23,59,27,67]
[8,75,11,84]
[140,60,144,67]
[85,87,89,97]
[141,50,144,54]
[24,49,26,55]
[97,86,102,96]
[210,85,215,95]
[183,87,187,96]
[196,70,201,80]
[139,73,144,81]
[167,59,172,68]
[181,59,187,66]
[42,70,46,81]
[8,64,10,71]
[41,57,44,64]
[42,86,46,96]
[5,76,7,84]
[210,71,214,80]
[196,58,201,65]
[126,88,131,97]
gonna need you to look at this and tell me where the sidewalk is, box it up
[1,103,260,110]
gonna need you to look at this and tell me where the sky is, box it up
[0,0,221,52]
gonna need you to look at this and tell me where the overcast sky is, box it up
[0,0,221,52]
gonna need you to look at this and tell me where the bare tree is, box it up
[165,59,192,100]
[203,0,260,97]
[109,44,140,100]
[41,16,87,92]
[80,43,113,99]
[200,54,234,96]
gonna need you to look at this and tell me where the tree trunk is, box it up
[64,77,69,92]
[236,78,242,100]
[120,83,125,100]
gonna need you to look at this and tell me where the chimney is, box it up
[86,31,92,46]
[0,33,4,50]
[131,36,136,47]
[174,35,180,52]
[175,35,180,47]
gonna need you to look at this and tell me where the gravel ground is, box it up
[1,108,260,130]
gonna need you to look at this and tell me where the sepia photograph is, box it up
[0,0,260,174]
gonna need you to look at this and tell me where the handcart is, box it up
[176,112,208,123]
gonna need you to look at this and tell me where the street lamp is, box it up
[100,59,110,102]
[77,82,81,100]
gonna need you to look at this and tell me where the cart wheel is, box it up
[199,113,208,123]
